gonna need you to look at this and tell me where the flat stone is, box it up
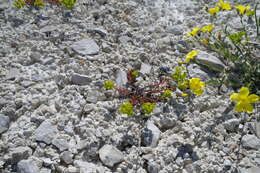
[52,138,69,152]
[240,167,260,173]
[241,135,260,150]
[141,121,161,147]
[140,63,152,74]
[187,64,211,81]
[6,68,20,80]
[99,144,124,167]
[71,73,92,85]
[35,121,58,144]
[196,51,225,72]
[71,39,100,55]
[17,159,40,173]
[60,151,73,164]
[86,90,105,103]
[40,168,52,173]
[115,69,128,88]
[118,36,131,44]
[0,114,10,134]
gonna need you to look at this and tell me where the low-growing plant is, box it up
[103,69,206,116]
[59,0,76,9]
[12,0,76,9]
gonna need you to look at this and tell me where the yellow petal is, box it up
[239,87,249,97]
[230,93,239,101]
[248,94,259,103]
[244,103,253,113]
[200,81,205,88]
[234,102,244,112]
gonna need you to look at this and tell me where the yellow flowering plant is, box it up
[230,87,259,113]
[186,1,260,95]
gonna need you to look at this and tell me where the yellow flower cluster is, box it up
[208,0,231,16]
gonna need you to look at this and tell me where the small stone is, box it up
[6,68,20,80]
[118,36,131,44]
[40,57,54,65]
[141,121,161,147]
[40,168,51,173]
[99,144,124,167]
[60,151,73,164]
[223,119,240,132]
[67,166,79,173]
[242,135,260,149]
[52,138,69,152]
[115,69,128,88]
[147,161,159,173]
[17,159,40,173]
[240,167,260,173]
[86,90,105,103]
[166,25,183,35]
[140,63,152,74]
[35,121,58,144]
[71,73,92,85]
[196,51,225,72]
[187,64,212,81]
[0,114,10,134]
[249,122,260,139]
[30,52,42,64]
[71,39,100,55]
[10,147,32,164]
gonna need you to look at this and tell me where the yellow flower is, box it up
[201,24,214,33]
[230,87,259,113]
[189,78,205,95]
[187,27,200,37]
[235,5,251,15]
[217,0,232,11]
[208,6,220,15]
[185,50,198,63]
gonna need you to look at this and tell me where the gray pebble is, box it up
[242,135,260,150]
[99,144,124,167]
[71,73,92,85]
[0,114,10,134]
[71,39,100,55]
[17,159,40,173]
[35,121,58,144]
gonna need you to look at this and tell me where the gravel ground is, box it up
[0,0,260,172]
